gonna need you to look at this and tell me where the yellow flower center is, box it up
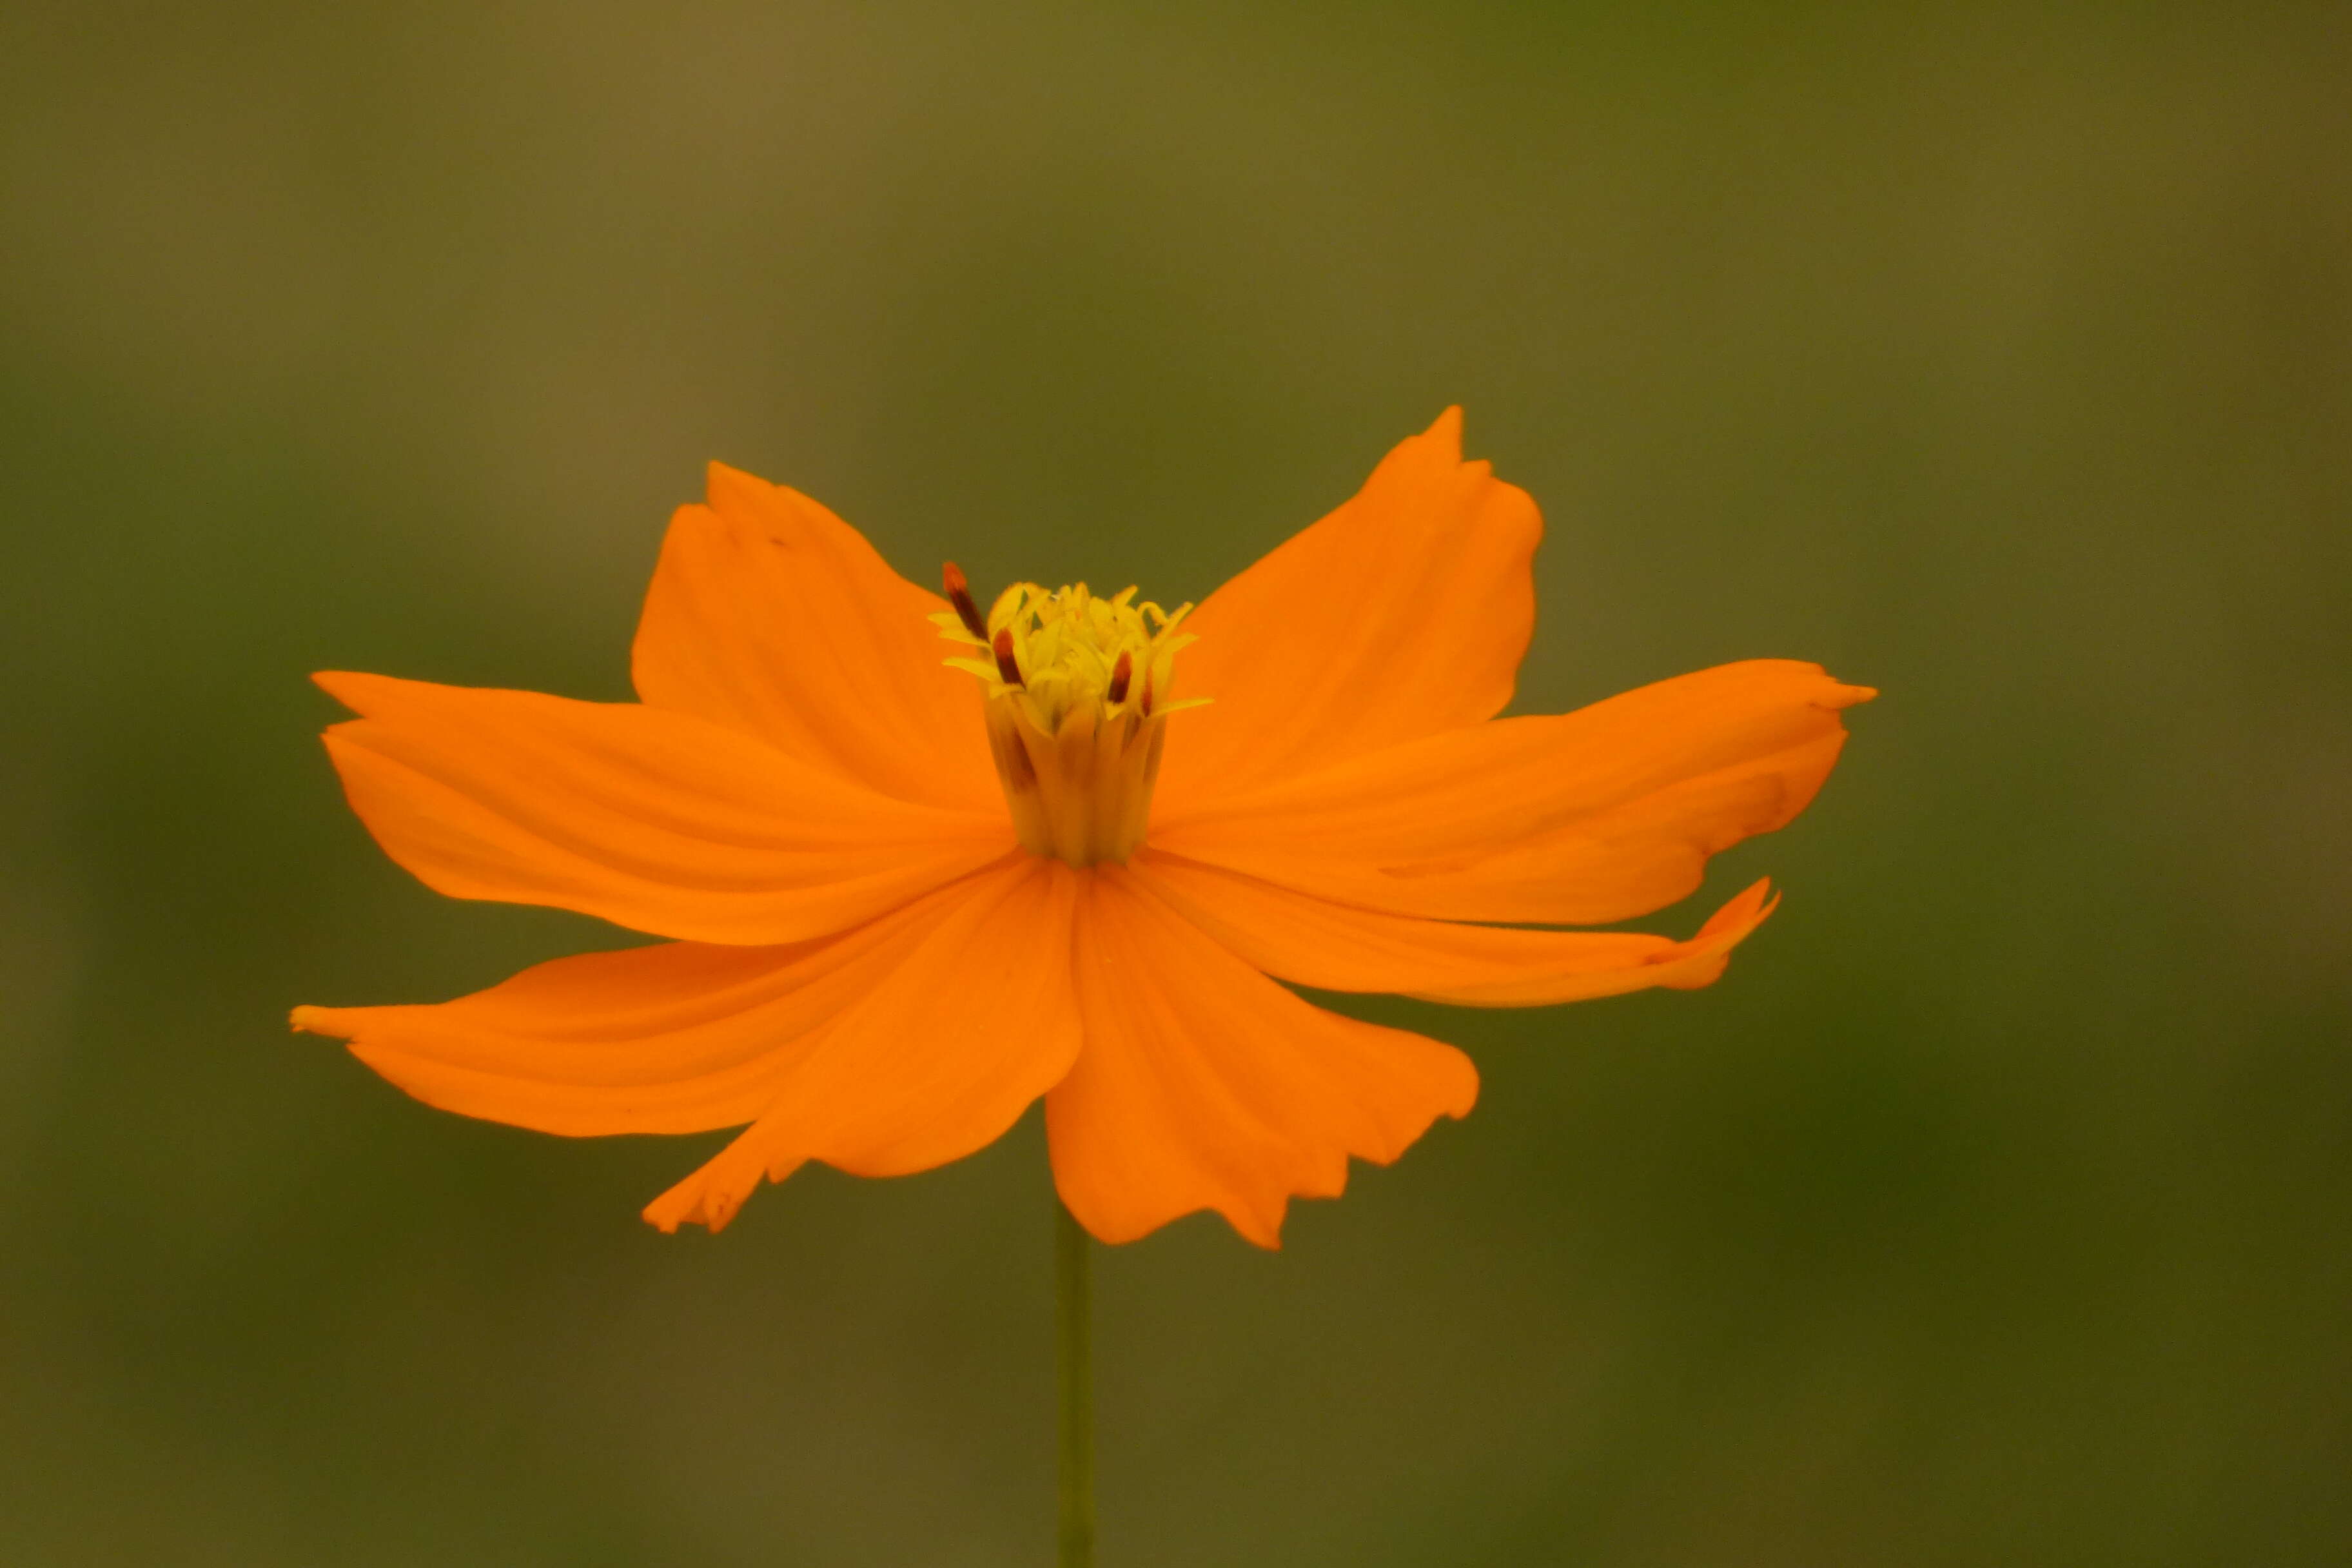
[934,565,1206,866]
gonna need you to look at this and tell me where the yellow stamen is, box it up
[932,577,1206,865]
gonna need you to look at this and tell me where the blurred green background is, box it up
[3,3,2347,1563]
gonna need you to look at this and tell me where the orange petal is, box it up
[1128,850,1779,1006]
[316,671,1014,945]
[288,868,1006,1136]
[304,946,809,1134]
[631,465,1001,812]
[1046,867,1478,1248]
[1153,409,1542,810]
[1152,660,1873,926]
[640,854,1082,1233]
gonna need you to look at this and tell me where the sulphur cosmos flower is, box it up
[293,411,1872,1245]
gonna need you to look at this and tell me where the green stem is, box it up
[1055,1196,1095,1568]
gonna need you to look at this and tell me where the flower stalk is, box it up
[1057,1195,1095,1568]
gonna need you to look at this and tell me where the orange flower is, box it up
[293,411,1872,1246]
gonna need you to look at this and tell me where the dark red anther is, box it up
[992,627,1023,686]
[943,562,988,640]
[1106,650,1132,705]
[1139,667,1155,716]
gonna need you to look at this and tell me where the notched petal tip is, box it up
[309,669,380,713]
[701,458,767,507]
[290,1002,392,1041]
[1059,1181,1293,1250]
[641,1130,806,1235]
[1689,876,1777,942]
[1644,877,1781,994]
[1422,404,1465,454]
[1231,1199,1289,1251]
[1821,679,1879,710]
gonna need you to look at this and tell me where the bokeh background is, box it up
[4,3,2347,1563]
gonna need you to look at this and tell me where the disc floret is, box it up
[934,572,1204,866]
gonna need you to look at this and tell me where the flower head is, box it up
[293,411,1873,1246]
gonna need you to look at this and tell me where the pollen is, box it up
[933,570,1206,866]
